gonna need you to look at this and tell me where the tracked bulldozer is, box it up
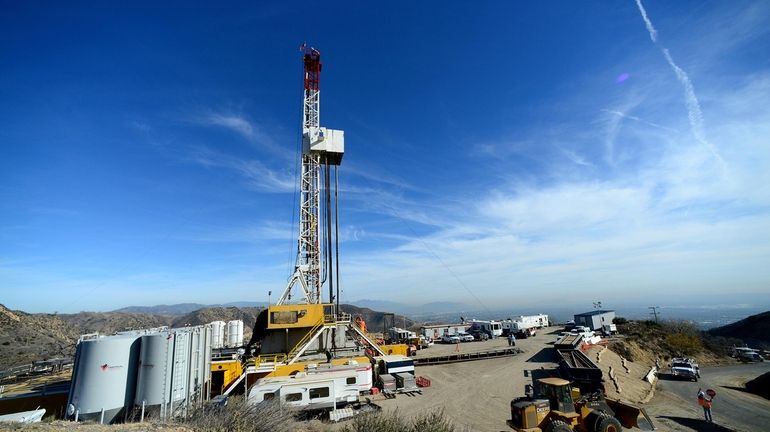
[507,377,654,432]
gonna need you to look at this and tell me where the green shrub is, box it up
[666,333,702,356]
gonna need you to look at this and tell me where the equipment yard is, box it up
[373,329,560,431]
[352,328,770,432]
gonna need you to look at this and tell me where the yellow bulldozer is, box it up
[507,377,654,432]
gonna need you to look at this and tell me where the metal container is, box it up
[378,374,396,392]
[134,333,174,406]
[393,373,417,391]
[67,334,141,424]
[226,320,243,348]
[210,321,225,349]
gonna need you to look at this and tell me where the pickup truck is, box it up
[670,358,700,381]
[441,334,461,344]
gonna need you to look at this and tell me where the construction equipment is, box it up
[507,377,654,432]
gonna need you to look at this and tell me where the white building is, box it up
[573,310,615,331]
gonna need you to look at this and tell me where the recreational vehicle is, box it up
[248,369,368,409]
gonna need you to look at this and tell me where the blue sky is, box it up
[2,1,770,313]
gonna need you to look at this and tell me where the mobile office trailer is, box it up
[420,324,469,341]
[468,320,503,338]
[248,369,363,409]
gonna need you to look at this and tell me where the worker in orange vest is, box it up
[697,388,713,422]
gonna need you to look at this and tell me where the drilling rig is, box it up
[278,44,344,307]
[208,46,398,409]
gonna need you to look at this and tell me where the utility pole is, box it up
[649,306,660,323]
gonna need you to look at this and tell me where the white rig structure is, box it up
[278,44,345,307]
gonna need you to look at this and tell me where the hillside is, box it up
[708,310,770,349]
[0,303,413,370]
[0,305,80,370]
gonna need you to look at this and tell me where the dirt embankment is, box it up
[586,344,654,404]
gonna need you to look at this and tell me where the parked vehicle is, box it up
[468,320,503,338]
[441,334,461,344]
[470,329,489,341]
[457,332,475,342]
[670,358,700,381]
[248,369,364,409]
[731,346,765,362]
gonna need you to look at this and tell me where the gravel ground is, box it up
[371,328,560,431]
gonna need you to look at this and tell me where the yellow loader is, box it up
[507,377,655,432]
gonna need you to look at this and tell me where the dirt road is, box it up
[651,362,770,432]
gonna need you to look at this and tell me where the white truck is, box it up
[507,314,549,338]
[670,357,700,381]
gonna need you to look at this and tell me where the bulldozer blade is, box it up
[606,398,656,430]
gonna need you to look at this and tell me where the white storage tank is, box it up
[67,334,141,424]
[134,333,174,407]
[210,321,225,349]
[226,320,243,348]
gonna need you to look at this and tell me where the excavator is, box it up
[507,377,655,432]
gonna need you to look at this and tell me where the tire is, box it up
[595,415,623,432]
[546,419,572,432]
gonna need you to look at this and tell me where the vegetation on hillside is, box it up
[609,318,743,363]
[708,310,770,350]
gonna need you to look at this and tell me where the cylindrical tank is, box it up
[237,320,244,346]
[67,335,141,424]
[134,333,174,406]
[210,321,225,349]
[226,320,240,347]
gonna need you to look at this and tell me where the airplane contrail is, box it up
[634,0,658,43]
[633,0,724,167]
[601,109,679,133]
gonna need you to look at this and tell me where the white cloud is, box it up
[205,114,255,140]
[338,40,770,307]
[187,146,295,193]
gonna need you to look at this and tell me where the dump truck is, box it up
[508,377,654,432]
[557,349,604,394]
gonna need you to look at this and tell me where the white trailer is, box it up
[248,369,367,409]
[517,314,549,329]
[507,314,549,338]
[420,324,469,341]
[468,320,503,338]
